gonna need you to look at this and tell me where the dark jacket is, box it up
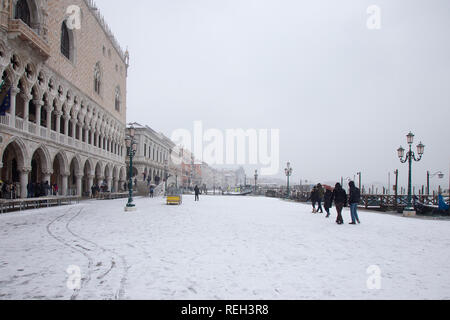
[316,185,325,200]
[194,186,200,195]
[332,184,347,206]
[348,182,361,204]
[308,188,318,202]
[324,189,333,208]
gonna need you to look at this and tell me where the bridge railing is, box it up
[266,190,449,212]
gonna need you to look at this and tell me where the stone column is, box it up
[106,176,112,192]
[23,94,32,131]
[71,119,77,138]
[20,168,31,199]
[84,127,89,143]
[78,123,83,141]
[61,174,69,196]
[34,100,43,127]
[55,112,62,133]
[64,114,70,136]
[113,179,118,193]
[8,87,19,127]
[76,174,83,196]
[90,130,95,146]
[95,131,100,148]
[45,105,52,130]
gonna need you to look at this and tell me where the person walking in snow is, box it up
[348,181,361,225]
[332,183,347,225]
[316,184,324,213]
[194,185,200,201]
[308,186,319,213]
[149,185,154,198]
[324,187,333,218]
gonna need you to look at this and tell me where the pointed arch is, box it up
[61,20,71,60]
[83,158,94,176]
[104,162,112,179]
[119,167,126,181]
[0,137,29,170]
[14,0,31,27]
[94,62,102,95]
[14,0,43,32]
[69,154,82,175]
[53,150,69,174]
[94,161,103,178]
[31,144,51,173]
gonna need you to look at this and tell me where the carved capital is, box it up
[20,167,32,174]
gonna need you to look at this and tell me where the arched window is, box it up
[94,63,101,95]
[115,87,121,111]
[61,21,71,60]
[15,0,31,27]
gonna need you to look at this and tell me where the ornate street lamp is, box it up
[397,132,425,215]
[285,162,293,199]
[427,171,444,195]
[254,169,258,194]
[164,159,170,193]
[125,125,137,212]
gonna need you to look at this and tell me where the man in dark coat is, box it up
[324,188,333,218]
[194,185,200,201]
[308,186,318,213]
[332,183,347,225]
[348,181,361,224]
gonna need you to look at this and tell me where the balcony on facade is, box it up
[0,112,124,164]
[6,18,50,59]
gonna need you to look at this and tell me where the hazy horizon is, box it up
[95,0,450,191]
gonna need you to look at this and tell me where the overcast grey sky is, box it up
[96,0,449,190]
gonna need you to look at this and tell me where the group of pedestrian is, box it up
[308,184,325,213]
[91,184,101,198]
[0,181,20,199]
[90,181,110,198]
[309,181,361,225]
[26,181,55,198]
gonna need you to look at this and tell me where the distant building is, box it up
[126,122,171,185]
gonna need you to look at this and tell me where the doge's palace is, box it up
[0,0,129,198]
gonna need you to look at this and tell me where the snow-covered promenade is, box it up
[0,195,449,300]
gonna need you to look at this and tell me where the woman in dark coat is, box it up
[324,187,333,218]
[332,183,347,225]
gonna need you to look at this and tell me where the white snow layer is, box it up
[0,195,449,300]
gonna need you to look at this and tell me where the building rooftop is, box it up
[84,0,128,63]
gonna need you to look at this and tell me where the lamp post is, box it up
[427,171,444,195]
[164,159,169,193]
[397,132,425,216]
[356,172,362,191]
[285,162,293,199]
[191,155,195,190]
[254,169,258,194]
[125,125,137,212]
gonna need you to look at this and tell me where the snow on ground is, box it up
[0,195,449,300]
